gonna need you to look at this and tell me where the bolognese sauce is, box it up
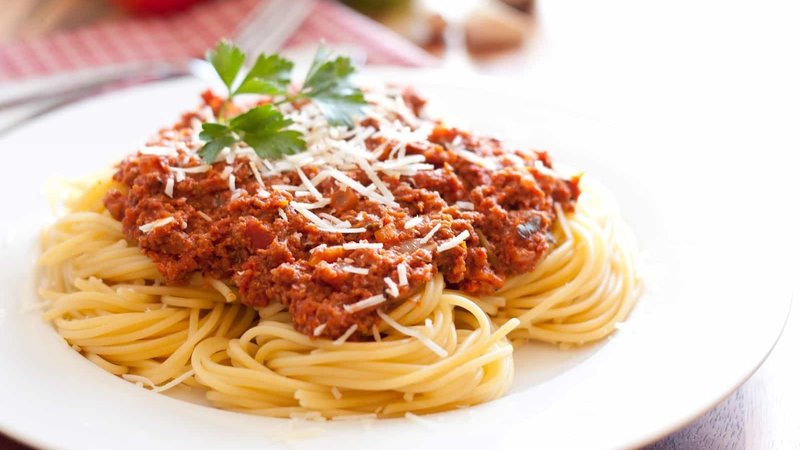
[104,89,580,339]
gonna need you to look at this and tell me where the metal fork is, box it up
[0,0,313,134]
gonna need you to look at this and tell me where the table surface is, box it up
[2,1,799,449]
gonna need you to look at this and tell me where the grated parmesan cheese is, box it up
[455,148,497,170]
[343,242,383,250]
[271,184,306,191]
[397,263,408,286]
[220,165,234,178]
[344,294,386,313]
[290,202,333,228]
[313,323,327,336]
[342,266,369,275]
[138,216,175,233]
[455,201,474,210]
[164,176,175,198]
[384,277,399,298]
[170,165,211,174]
[140,145,177,156]
[419,223,441,244]
[292,199,331,210]
[296,167,324,201]
[404,216,423,230]
[318,227,366,234]
[377,310,447,358]
[437,230,470,253]
[249,160,265,189]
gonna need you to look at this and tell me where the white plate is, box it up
[0,70,790,450]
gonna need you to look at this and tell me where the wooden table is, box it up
[2,1,799,449]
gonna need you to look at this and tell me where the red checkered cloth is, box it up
[0,0,437,81]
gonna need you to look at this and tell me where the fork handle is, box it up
[0,59,194,111]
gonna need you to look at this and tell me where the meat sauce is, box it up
[104,90,580,339]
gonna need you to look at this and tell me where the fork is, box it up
[0,0,313,134]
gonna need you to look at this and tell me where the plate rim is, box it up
[0,69,792,450]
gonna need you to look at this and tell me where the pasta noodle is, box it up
[37,174,640,418]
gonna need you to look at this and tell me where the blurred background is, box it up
[1,0,798,448]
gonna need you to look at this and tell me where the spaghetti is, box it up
[38,173,639,418]
[37,73,640,418]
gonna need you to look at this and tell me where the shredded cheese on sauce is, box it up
[404,216,423,230]
[343,294,386,313]
[170,165,211,174]
[437,230,470,253]
[419,223,441,244]
[249,160,265,189]
[384,277,399,298]
[138,216,175,233]
[397,263,409,286]
[342,266,369,275]
[164,176,175,198]
[455,201,474,210]
[343,242,383,250]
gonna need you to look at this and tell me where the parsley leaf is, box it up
[206,40,245,96]
[198,123,237,163]
[234,54,294,96]
[231,105,305,159]
[229,103,292,132]
[199,41,366,163]
[244,130,306,160]
[301,46,367,127]
[199,105,306,163]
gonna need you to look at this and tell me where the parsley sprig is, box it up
[198,41,367,163]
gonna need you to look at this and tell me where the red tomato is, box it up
[110,0,208,15]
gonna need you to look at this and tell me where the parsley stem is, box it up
[218,100,229,122]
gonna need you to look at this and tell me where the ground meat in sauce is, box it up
[104,89,581,339]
